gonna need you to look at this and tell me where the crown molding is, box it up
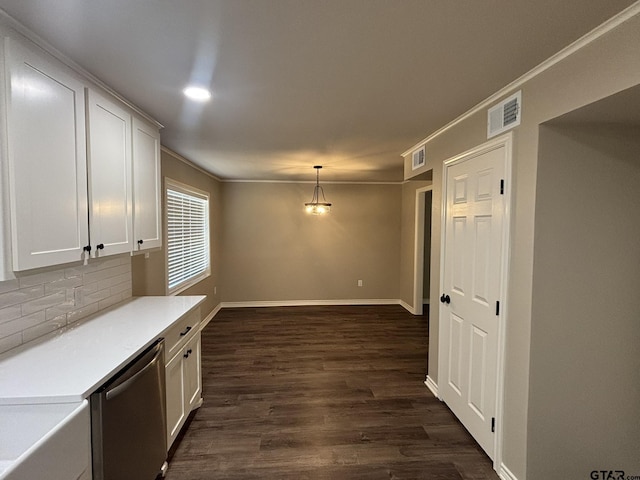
[160,146,223,182]
[222,178,403,185]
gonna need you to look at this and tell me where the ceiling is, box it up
[0,0,636,182]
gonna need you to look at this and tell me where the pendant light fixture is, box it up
[304,165,332,215]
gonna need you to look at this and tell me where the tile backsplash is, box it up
[0,254,132,355]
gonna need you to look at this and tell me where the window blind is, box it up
[166,185,209,292]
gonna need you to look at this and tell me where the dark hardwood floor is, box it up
[165,305,498,480]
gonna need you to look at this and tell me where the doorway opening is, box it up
[527,85,640,479]
[413,186,433,316]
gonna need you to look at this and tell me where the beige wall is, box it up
[220,182,401,303]
[401,13,640,479]
[529,124,640,478]
[132,149,222,319]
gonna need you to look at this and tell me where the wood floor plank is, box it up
[165,305,498,480]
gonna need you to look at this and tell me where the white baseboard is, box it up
[499,464,519,480]
[424,375,440,399]
[200,302,222,330]
[399,299,416,314]
[192,397,204,410]
[220,299,402,309]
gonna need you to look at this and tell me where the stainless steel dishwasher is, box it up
[90,338,167,480]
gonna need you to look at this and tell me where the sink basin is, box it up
[0,400,90,480]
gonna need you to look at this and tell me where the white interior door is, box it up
[439,140,509,459]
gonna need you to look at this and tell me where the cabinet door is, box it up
[4,37,89,271]
[132,117,161,251]
[165,350,185,448]
[183,332,202,409]
[86,89,133,257]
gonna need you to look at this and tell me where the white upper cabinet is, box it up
[3,37,89,271]
[1,32,161,274]
[132,117,161,251]
[86,89,133,257]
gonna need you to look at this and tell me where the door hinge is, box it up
[491,417,496,433]
[500,179,504,195]
[495,301,500,315]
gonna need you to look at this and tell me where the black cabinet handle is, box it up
[440,294,446,303]
[440,294,451,305]
[137,239,144,245]
[183,348,193,358]
[179,326,192,337]
[83,245,92,252]
[96,243,104,250]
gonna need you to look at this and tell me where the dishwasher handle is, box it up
[105,339,164,400]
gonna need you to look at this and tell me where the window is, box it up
[165,178,210,294]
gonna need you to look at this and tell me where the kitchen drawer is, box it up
[165,307,200,360]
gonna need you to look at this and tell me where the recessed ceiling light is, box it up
[183,86,212,101]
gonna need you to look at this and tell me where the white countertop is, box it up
[0,295,205,405]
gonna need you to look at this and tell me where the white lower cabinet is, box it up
[184,333,202,409]
[165,345,186,445]
[165,327,202,449]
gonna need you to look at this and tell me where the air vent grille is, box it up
[488,90,521,138]
[412,146,426,170]
[503,97,519,125]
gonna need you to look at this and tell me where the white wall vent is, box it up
[412,145,426,170]
[487,90,521,138]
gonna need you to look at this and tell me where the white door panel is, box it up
[448,313,464,396]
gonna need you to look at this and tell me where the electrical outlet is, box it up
[357,280,363,287]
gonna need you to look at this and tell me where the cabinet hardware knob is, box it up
[96,243,104,250]
[179,326,192,337]
[183,349,192,358]
[137,239,144,245]
[83,245,92,252]
[440,294,451,305]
